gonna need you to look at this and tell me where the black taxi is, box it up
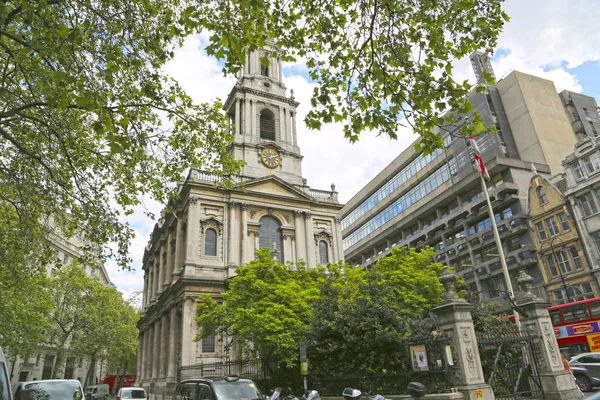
[172,377,263,400]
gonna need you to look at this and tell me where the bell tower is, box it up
[223,42,304,185]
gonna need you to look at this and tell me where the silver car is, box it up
[570,352,600,392]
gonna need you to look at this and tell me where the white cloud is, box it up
[110,1,600,295]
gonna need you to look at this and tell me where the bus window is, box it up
[562,304,590,323]
[549,309,563,325]
[590,300,600,318]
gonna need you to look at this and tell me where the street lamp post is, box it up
[541,236,572,303]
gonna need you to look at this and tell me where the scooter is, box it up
[343,388,389,400]
[343,382,426,400]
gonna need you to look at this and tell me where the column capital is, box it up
[304,211,312,219]
[189,196,200,204]
[293,210,303,218]
[228,201,238,208]
[241,203,249,211]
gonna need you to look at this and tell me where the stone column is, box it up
[278,106,285,143]
[137,332,144,380]
[144,325,153,380]
[244,99,251,136]
[153,258,160,299]
[304,212,316,268]
[235,99,240,135]
[173,215,184,277]
[159,312,169,378]
[333,216,343,262]
[180,297,197,366]
[142,272,148,308]
[152,318,161,379]
[150,261,157,303]
[157,246,165,296]
[251,99,256,137]
[431,267,494,400]
[165,231,174,286]
[294,210,304,263]
[185,197,200,271]
[292,112,298,146]
[228,202,238,266]
[516,271,581,400]
[167,305,178,380]
[240,204,248,264]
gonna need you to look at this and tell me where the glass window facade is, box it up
[579,192,598,217]
[319,241,329,264]
[341,148,445,230]
[545,217,559,237]
[204,228,217,256]
[259,216,283,258]
[557,212,570,231]
[343,164,452,250]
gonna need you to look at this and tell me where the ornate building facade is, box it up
[526,173,599,305]
[136,43,343,398]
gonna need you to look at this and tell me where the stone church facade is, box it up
[136,43,343,394]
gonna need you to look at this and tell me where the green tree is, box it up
[191,0,509,148]
[2,0,508,273]
[0,206,53,371]
[308,247,444,375]
[46,263,97,378]
[196,248,324,365]
[0,0,244,271]
[74,283,139,387]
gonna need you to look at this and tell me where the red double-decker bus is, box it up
[548,297,600,357]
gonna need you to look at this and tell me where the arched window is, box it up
[261,64,269,77]
[204,228,217,256]
[260,109,276,140]
[537,186,548,205]
[259,215,283,259]
[319,241,329,264]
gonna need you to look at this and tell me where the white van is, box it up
[0,347,12,400]
[117,387,146,400]
[86,384,109,400]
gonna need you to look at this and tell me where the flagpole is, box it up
[479,173,521,329]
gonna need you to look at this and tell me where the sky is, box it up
[108,0,600,297]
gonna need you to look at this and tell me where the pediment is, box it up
[240,176,312,200]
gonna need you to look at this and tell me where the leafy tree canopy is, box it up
[193,0,509,149]
[0,0,244,268]
[45,263,139,380]
[1,0,508,270]
[196,248,324,365]
[308,247,444,375]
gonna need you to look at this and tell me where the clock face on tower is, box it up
[261,148,280,168]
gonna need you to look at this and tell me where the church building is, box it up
[136,43,344,397]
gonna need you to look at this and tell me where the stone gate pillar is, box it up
[516,270,581,400]
[431,267,494,400]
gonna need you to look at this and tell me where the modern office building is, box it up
[136,43,343,399]
[341,53,596,306]
[560,90,600,140]
[526,173,599,305]
[563,135,600,290]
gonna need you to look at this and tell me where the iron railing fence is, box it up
[477,329,544,400]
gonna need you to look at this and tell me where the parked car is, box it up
[172,376,263,400]
[117,387,147,400]
[85,384,109,400]
[0,347,12,400]
[13,379,85,400]
[569,352,600,392]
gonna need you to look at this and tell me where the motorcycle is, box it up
[343,382,426,400]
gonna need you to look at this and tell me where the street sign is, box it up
[299,342,307,362]
[300,360,309,376]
